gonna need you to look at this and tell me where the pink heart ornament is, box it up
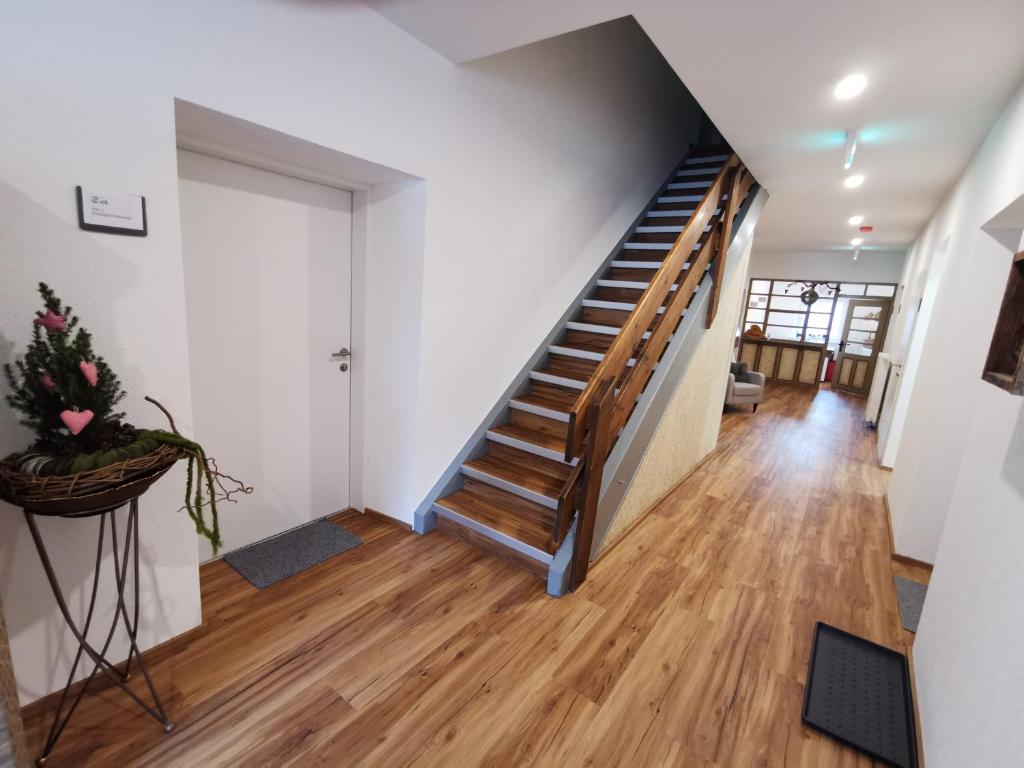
[60,409,94,435]
[79,360,99,387]
[39,373,56,390]
[33,309,66,333]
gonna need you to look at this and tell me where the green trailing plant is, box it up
[3,284,251,554]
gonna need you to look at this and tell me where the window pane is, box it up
[770,295,810,311]
[846,342,874,356]
[840,283,866,296]
[765,325,803,341]
[866,284,896,297]
[806,312,831,329]
[748,294,769,309]
[852,305,883,319]
[850,318,879,332]
[768,311,805,327]
[750,279,772,293]
[745,308,765,323]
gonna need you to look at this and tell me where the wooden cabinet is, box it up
[739,339,828,386]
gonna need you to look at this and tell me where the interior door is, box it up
[833,298,891,396]
[177,150,352,558]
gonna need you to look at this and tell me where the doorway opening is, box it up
[173,99,425,558]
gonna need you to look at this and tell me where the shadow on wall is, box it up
[0,179,185,702]
[1002,403,1024,499]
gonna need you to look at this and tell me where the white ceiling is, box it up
[366,0,1024,253]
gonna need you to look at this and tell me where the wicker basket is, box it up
[0,444,184,515]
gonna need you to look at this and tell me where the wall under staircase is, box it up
[414,147,767,594]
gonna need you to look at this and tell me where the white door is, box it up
[177,150,352,558]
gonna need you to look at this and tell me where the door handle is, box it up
[331,348,351,359]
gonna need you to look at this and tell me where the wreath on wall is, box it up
[1,283,250,552]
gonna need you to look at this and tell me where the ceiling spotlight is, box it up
[843,130,859,170]
[834,73,868,101]
[853,247,861,262]
[844,174,865,189]
[850,237,864,246]
[848,215,864,226]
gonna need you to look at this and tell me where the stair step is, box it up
[597,279,679,291]
[434,479,557,557]
[462,442,570,508]
[647,209,696,218]
[582,298,667,313]
[634,224,712,234]
[579,305,633,328]
[487,422,572,464]
[509,381,578,421]
[657,195,704,204]
[606,265,688,281]
[676,167,721,177]
[667,181,712,190]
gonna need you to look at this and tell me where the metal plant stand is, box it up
[23,495,174,766]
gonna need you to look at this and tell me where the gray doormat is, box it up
[224,519,362,589]
[894,575,928,633]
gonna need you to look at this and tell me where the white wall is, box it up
[749,249,906,284]
[0,3,700,702]
[882,80,1024,766]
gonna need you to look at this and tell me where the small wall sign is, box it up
[76,186,147,236]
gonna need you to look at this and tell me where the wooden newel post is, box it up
[569,377,616,591]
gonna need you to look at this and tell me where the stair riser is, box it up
[434,512,551,579]
[459,465,558,509]
[529,370,586,390]
[686,153,729,164]
[508,398,570,423]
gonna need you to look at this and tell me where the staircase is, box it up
[423,145,758,592]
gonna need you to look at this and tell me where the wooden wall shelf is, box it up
[982,251,1024,396]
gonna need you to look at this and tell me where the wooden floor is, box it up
[24,383,927,767]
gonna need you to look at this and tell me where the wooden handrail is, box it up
[564,154,741,461]
[560,151,757,591]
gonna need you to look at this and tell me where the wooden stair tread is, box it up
[490,422,566,454]
[556,330,614,354]
[535,353,599,382]
[435,481,556,554]
[463,453,566,500]
[511,382,579,413]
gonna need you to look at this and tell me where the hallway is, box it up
[25,384,916,767]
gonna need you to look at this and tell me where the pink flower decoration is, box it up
[39,373,55,390]
[33,309,66,333]
[79,360,99,387]
[60,409,94,435]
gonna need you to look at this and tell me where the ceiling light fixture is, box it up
[843,130,859,170]
[848,215,864,226]
[834,73,868,101]
[844,174,865,189]
[853,247,861,262]
[850,237,864,246]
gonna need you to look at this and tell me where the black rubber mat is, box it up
[802,622,919,768]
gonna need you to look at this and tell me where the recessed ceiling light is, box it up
[834,73,868,101]
[844,174,865,189]
[850,237,864,246]
[848,215,864,226]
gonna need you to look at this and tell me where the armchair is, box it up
[725,363,765,412]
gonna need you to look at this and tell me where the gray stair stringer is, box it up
[588,186,769,558]
[412,147,696,534]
